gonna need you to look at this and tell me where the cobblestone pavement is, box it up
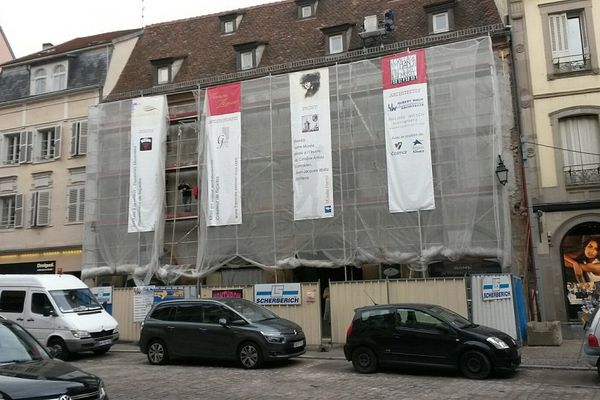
[71,352,600,400]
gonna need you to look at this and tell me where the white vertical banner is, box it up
[382,50,435,213]
[289,68,334,220]
[206,83,242,226]
[128,96,168,233]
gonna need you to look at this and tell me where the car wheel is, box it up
[352,347,378,374]
[147,339,169,365]
[460,350,492,379]
[48,337,70,361]
[93,347,110,355]
[238,342,263,369]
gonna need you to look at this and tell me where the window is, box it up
[329,34,344,54]
[70,120,88,156]
[301,6,312,18]
[297,0,317,19]
[433,12,449,33]
[31,293,54,315]
[65,186,85,224]
[560,115,600,186]
[157,66,170,84]
[30,190,52,227]
[30,62,68,95]
[395,309,443,330]
[32,68,46,94]
[174,304,204,323]
[52,64,67,90]
[241,51,254,70]
[0,194,23,229]
[224,20,235,34]
[541,1,597,78]
[0,290,26,313]
[34,126,61,162]
[150,306,173,321]
[220,14,240,34]
[2,133,20,165]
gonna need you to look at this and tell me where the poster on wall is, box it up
[289,68,334,220]
[255,283,301,305]
[205,83,242,226]
[133,286,155,322]
[128,96,168,233]
[562,233,600,320]
[381,50,435,213]
[212,289,244,299]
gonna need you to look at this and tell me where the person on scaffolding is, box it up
[177,182,192,212]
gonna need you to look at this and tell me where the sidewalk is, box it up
[112,339,593,370]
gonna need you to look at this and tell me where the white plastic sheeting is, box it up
[82,37,512,284]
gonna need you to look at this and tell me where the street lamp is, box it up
[495,155,508,186]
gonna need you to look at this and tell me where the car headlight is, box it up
[262,332,284,343]
[113,326,119,334]
[486,336,509,349]
[71,330,91,339]
[99,381,108,400]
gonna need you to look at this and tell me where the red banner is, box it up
[381,50,427,90]
[207,82,241,116]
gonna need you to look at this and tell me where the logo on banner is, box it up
[412,139,424,153]
[324,205,332,213]
[217,127,230,149]
[301,114,320,133]
[390,54,418,85]
[394,142,403,150]
[140,137,153,151]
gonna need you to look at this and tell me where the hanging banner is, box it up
[128,96,168,233]
[206,83,242,226]
[289,68,334,220]
[382,50,435,213]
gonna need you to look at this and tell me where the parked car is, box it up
[0,318,109,400]
[0,274,119,360]
[139,298,306,368]
[344,303,521,379]
[582,307,600,375]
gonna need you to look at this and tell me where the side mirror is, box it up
[436,324,451,334]
[218,317,229,327]
[42,307,57,317]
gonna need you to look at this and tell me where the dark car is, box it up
[0,318,108,400]
[343,303,521,379]
[139,298,306,368]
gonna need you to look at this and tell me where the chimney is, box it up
[42,43,54,50]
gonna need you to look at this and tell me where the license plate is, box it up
[293,340,304,348]
[97,339,112,347]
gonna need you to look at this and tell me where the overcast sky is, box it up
[1,0,281,58]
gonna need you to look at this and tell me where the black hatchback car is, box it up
[344,303,521,379]
[0,318,108,400]
[139,298,306,368]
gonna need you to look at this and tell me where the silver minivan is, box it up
[583,308,600,375]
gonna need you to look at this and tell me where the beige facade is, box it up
[512,0,600,323]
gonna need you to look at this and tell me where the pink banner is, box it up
[207,83,241,116]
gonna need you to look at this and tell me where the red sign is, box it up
[207,83,241,116]
[381,50,427,90]
[212,289,244,299]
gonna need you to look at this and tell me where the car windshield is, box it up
[50,289,102,313]
[0,322,49,363]
[217,298,279,322]
[426,305,473,328]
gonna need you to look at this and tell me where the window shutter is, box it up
[36,190,51,226]
[33,131,41,163]
[30,191,38,227]
[70,122,78,156]
[53,126,62,159]
[78,121,88,155]
[549,13,569,60]
[78,187,85,222]
[19,131,27,164]
[66,188,78,223]
[26,131,33,163]
[581,13,589,54]
[14,194,23,228]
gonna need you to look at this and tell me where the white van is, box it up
[0,274,119,359]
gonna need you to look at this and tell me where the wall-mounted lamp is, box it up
[495,155,509,186]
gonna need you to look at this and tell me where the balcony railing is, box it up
[553,53,592,74]
[564,163,600,187]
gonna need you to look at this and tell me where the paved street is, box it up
[71,352,600,400]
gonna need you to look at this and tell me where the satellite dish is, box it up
[383,267,399,277]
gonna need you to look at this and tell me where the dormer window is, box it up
[220,13,243,34]
[233,42,267,71]
[157,65,170,84]
[30,61,68,95]
[424,0,455,35]
[151,57,186,86]
[321,24,353,55]
[296,0,317,19]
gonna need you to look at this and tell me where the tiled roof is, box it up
[111,0,502,96]
[2,29,140,66]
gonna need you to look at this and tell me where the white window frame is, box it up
[52,64,67,91]
[224,20,235,34]
[329,34,344,54]
[240,51,254,70]
[32,68,47,95]
[30,190,52,227]
[65,186,85,224]
[433,12,450,34]
[301,5,313,18]
[2,133,20,165]
[34,126,61,162]
[70,120,88,157]
[157,66,170,84]
[30,61,68,95]
[0,193,23,229]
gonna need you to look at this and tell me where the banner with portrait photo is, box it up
[561,232,600,320]
[128,96,168,233]
[381,50,435,213]
[289,68,334,220]
[205,83,242,226]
